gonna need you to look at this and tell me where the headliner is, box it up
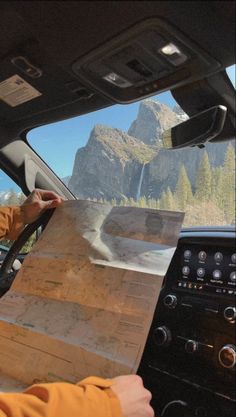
[0,1,235,139]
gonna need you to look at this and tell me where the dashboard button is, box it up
[198,251,207,261]
[230,271,236,282]
[161,400,189,416]
[231,253,236,264]
[153,326,172,347]
[182,266,190,275]
[224,306,236,323]
[214,252,223,263]
[197,267,205,278]
[212,270,222,280]
[164,294,178,309]
[184,250,192,260]
[218,344,236,369]
[185,339,199,354]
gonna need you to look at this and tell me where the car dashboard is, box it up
[138,228,236,417]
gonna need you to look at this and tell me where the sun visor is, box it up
[73,18,221,103]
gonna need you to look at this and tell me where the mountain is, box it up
[128,100,181,145]
[68,124,156,200]
[69,100,233,201]
[172,104,189,122]
[61,176,71,187]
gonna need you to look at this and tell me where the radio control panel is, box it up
[139,231,236,417]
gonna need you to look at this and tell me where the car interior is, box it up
[0,2,235,416]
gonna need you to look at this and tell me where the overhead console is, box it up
[138,229,236,417]
[73,18,221,103]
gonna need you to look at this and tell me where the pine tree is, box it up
[111,198,117,206]
[222,144,235,224]
[127,197,136,207]
[211,167,224,209]
[195,152,212,201]
[159,191,168,210]
[155,199,160,209]
[175,165,193,211]
[139,196,148,208]
[148,198,158,209]
[122,198,128,207]
[165,187,175,210]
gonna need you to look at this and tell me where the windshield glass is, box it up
[28,87,235,228]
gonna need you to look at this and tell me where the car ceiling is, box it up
[0,1,235,145]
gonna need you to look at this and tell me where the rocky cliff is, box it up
[68,124,156,200]
[128,100,181,145]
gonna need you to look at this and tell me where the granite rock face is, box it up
[128,100,180,145]
[68,124,156,200]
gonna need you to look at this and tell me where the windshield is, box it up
[28,86,235,229]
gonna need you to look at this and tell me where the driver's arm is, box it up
[0,189,63,241]
[0,375,153,417]
[0,206,25,240]
[0,377,123,417]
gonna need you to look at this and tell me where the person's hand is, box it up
[21,189,64,225]
[111,375,154,417]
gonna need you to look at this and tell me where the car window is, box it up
[27,88,235,228]
[226,65,236,88]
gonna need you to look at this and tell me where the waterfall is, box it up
[136,164,145,201]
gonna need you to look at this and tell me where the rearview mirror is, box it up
[163,105,227,149]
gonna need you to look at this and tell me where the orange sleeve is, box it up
[0,206,25,241]
[0,377,123,417]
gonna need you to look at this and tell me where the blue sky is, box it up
[1,65,235,191]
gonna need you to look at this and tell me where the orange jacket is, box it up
[0,206,25,240]
[0,377,122,417]
[0,206,123,417]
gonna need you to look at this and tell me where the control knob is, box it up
[163,294,177,309]
[224,306,236,323]
[153,326,172,347]
[218,344,236,369]
[185,339,199,354]
[161,400,190,417]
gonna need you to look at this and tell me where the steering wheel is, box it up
[0,209,55,295]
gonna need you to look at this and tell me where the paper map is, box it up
[0,200,183,392]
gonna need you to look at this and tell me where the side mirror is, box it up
[163,105,227,149]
